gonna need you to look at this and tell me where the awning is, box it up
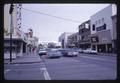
[4,38,27,43]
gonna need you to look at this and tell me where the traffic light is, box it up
[9,4,14,14]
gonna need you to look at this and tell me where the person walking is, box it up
[32,47,35,53]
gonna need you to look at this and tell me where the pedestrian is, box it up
[32,47,35,53]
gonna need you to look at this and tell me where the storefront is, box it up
[91,30,113,53]
[4,38,27,59]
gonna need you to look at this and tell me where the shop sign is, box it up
[91,36,99,43]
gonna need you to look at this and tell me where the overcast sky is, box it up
[21,4,110,44]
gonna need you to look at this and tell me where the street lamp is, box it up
[9,3,14,62]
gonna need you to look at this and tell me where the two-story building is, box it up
[26,28,38,53]
[4,4,27,59]
[67,32,79,48]
[90,4,117,53]
[59,32,74,48]
[78,20,91,49]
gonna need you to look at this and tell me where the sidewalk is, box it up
[81,52,117,57]
[97,53,117,57]
[4,52,42,64]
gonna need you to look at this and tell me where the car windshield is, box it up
[49,49,58,51]
[39,49,46,51]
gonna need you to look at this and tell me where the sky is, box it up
[21,4,110,44]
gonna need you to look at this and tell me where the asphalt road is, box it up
[4,53,117,80]
[43,53,117,80]
[4,63,45,80]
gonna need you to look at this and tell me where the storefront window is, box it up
[92,24,95,31]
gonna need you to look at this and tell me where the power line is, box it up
[22,7,81,23]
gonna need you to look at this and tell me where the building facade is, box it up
[4,4,27,59]
[111,15,117,53]
[90,4,117,53]
[26,28,38,53]
[78,20,91,49]
[67,32,79,48]
[59,32,73,48]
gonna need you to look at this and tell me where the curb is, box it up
[97,53,117,57]
[80,53,117,57]
[4,60,42,64]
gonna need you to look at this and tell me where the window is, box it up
[92,24,95,31]
[102,18,104,23]
[81,29,84,33]
[96,21,97,25]
[85,23,89,29]
[82,36,84,40]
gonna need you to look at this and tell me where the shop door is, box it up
[97,44,106,53]
[107,44,112,53]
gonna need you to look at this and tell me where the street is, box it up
[4,4,117,81]
[4,53,117,80]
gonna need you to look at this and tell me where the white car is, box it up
[78,49,83,53]
[67,51,79,57]
[83,48,97,54]
[90,49,97,54]
[39,49,47,56]
[47,49,62,58]
[83,49,90,53]
[64,49,79,57]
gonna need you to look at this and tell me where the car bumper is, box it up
[39,52,46,55]
[67,52,78,56]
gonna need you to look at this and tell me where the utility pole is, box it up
[9,4,14,62]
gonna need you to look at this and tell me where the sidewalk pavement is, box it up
[4,52,42,64]
[83,52,117,57]
[97,53,117,56]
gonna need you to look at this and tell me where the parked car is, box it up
[47,48,62,58]
[63,48,79,57]
[38,49,47,56]
[58,48,67,56]
[90,49,97,54]
[78,48,83,53]
[83,48,97,54]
